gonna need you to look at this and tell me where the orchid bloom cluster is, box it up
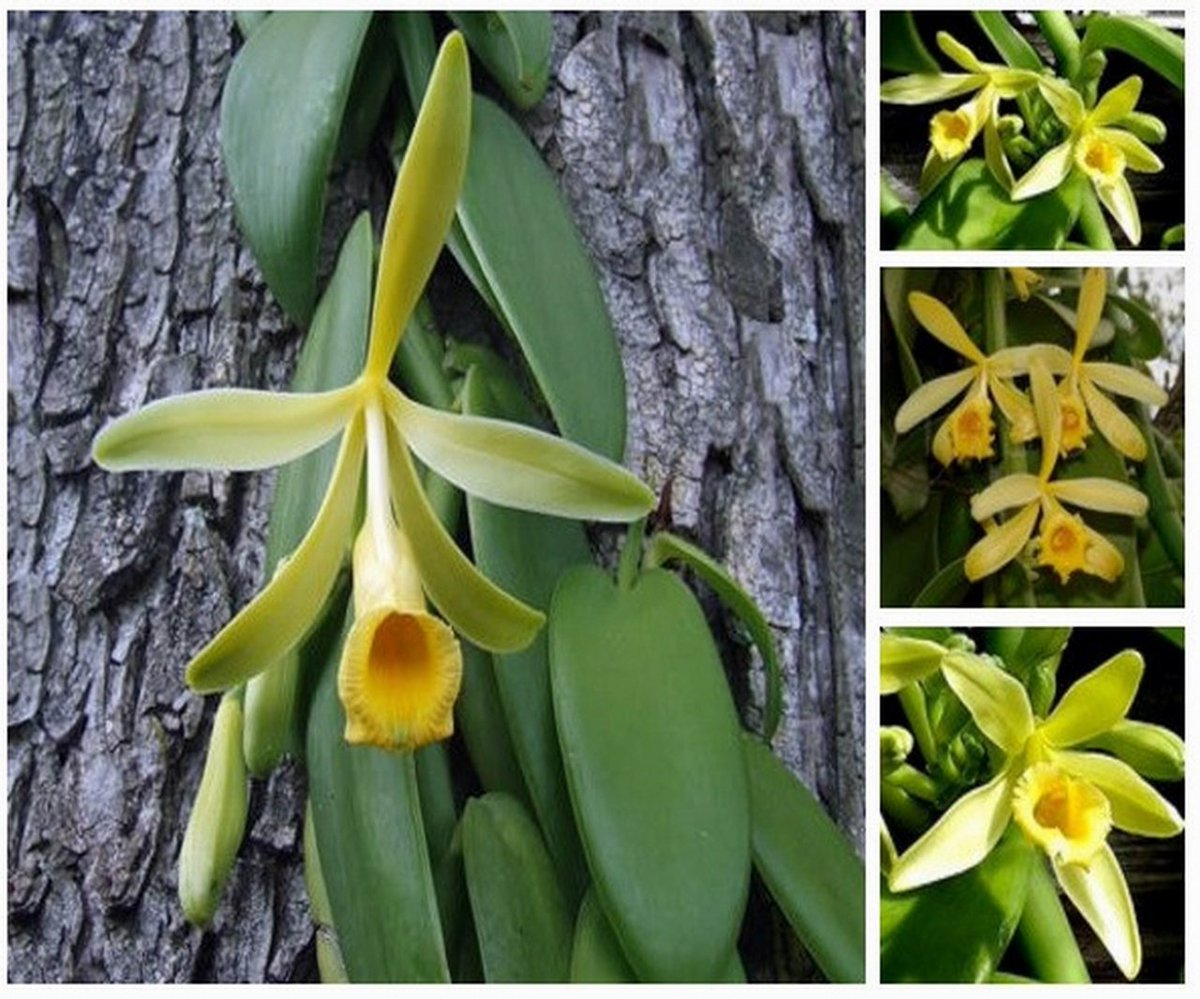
[893,269,1163,586]
[883,33,1164,244]
[92,34,654,752]
[882,634,1184,980]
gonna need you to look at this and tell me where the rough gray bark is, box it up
[7,11,863,982]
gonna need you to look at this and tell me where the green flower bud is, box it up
[1086,719,1185,782]
[243,647,300,777]
[1115,110,1167,145]
[881,726,914,774]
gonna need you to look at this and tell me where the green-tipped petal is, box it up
[1040,649,1143,748]
[186,418,364,692]
[880,634,946,695]
[387,427,544,653]
[1037,78,1086,128]
[894,368,976,433]
[387,387,653,522]
[1053,845,1140,979]
[1011,140,1074,201]
[92,386,359,472]
[1094,128,1163,173]
[964,503,1039,582]
[880,72,982,105]
[1094,173,1141,246]
[936,32,983,72]
[1089,76,1143,127]
[365,32,471,378]
[888,769,1014,892]
[1055,750,1183,837]
[1077,378,1148,461]
[908,291,986,364]
[1073,267,1108,360]
[1047,476,1148,517]
[941,651,1034,755]
[1084,363,1167,405]
[970,474,1041,522]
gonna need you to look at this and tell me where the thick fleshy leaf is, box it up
[220,12,372,324]
[450,12,552,110]
[366,33,471,377]
[1090,76,1143,127]
[1054,846,1140,979]
[970,474,1041,522]
[880,72,982,104]
[1040,649,1143,747]
[570,888,637,983]
[744,735,864,982]
[941,652,1034,755]
[1047,474,1148,516]
[456,642,530,802]
[387,386,653,522]
[908,292,986,364]
[462,793,574,982]
[888,769,1015,892]
[1011,140,1075,200]
[186,418,364,692]
[550,565,750,982]
[1079,15,1183,91]
[894,368,976,433]
[387,429,543,653]
[1095,173,1142,246]
[880,634,946,695]
[964,503,1039,581]
[1085,362,1167,404]
[93,385,359,472]
[1079,378,1147,460]
[1056,750,1183,837]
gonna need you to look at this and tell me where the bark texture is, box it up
[7,11,864,982]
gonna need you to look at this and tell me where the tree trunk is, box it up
[7,11,864,982]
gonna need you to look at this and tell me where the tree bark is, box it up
[7,11,864,982]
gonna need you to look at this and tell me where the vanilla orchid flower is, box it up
[880,32,1037,193]
[1011,77,1163,245]
[888,649,1183,979]
[893,291,1038,465]
[1035,268,1168,460]
[964,358,1148,584]
[92,34,655,751]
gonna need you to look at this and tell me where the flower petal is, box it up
[988,344,1072,378]
[989,377,1037,441]
[93,385,360,472]
[1037,78,1085,128]
[1089,76,1143,127]
[186,416,365,692]
[970,473,1042,521]
[1084,362,1167,405]
[386,386,654,522]
[1055,750,1184,837]
[887,769,1014,892]
[1081,521,1126,582]
[1078,377,1148,461]
[918,145,961,197]
[1073,267,1108,360]
[964,503,1039,581]
[908,291,986,364]
[983,111,1014,190]
[1011,140,1074,201]
[387,429,544,653]
[936,31,983,72]
[894,368,976,433]
[1029,359,1061,479]
[880,633,946,695]
[1054,845,1141,980]
[931,411,955,467]
[880,72,982,105]
[1094,173,1142,246]
[1047,476,1148,517]
[364,32,471,378]
[1094,127,1163,173]
[942,651,1035,755]
[1039,649,1144,748]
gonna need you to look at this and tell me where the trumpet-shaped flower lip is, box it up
[1013,763,1111,866]
[1057,384,1091,453]
[948,393,994,461]
[1036,507,1092,584]
[1054,844,1140,979]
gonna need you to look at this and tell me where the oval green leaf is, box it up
[450,12,553,110]
[570,887,637,983]
[456,641,530,803]
[550,564,750,982]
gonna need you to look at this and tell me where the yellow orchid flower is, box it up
[888,649,1183,980]
[91,33,655,751]
[964,358,1147,584]
[881,32,1037,194]
[1035,268,1168,460]
[1011,77,1164,245]
[893,291,1038,465]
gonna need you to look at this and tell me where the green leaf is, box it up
[881,825,1035,982]
[456,641,530,803]
[743,735,864,982]
[570,888,637,983]
[973,11,1044,71]
[1107,293,1165,359]
[550,564,750,982]
[880,12,940,73]
[220,12,372,324]
[306,606,449,982]
[1080,14,1184,91]
[462,369,591,905]
[234,11,269,39]
[899,159,1084,250]
[334,18,397,165]
[451,12,553,109]
[462,793,574,982]
[416,743,458,870]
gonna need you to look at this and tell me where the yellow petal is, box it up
[1075,133,1126,185]
[1047,476,1148,517]
[983,109,1014,190]
[1037,77,1086,128]
[1039,649,1144,748]
[908,291,987,365]
[1073,268,1108,360]
[186,416,365,692]
[1084,362,1167,405]
[970,473,1041,522]
[888,769,1014,892]
[941,651,1034,756]
[1028,359,1061,479]
[936,31,983,72]
[1054,845,1141,979]
[1055,750,1184,838]
[1094,127,1163,173]
[964,502,1039,581]
[1007,268,1042,302]
[989,377,1037,442]
[880,72,983,104]
[931,410,955,467]
[1078,378,1148,461]
[1089,76,1143,127]
[92,385,360,472]
[1012,762,1111,866]
[894,368,977,433]
[1011,139,1074,201]
[1094,173,1142,246]
[880,634,946,695]
[365,32,471,378]
[1081,521,1126,582]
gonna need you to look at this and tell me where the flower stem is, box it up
[617,518,646,592]
[880,782,931,838]
[1033,11,1081,81]
[896,684,937,767]
[1012,859,1091,982]
[885,763,941,803]
[1078,187,1117,249]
